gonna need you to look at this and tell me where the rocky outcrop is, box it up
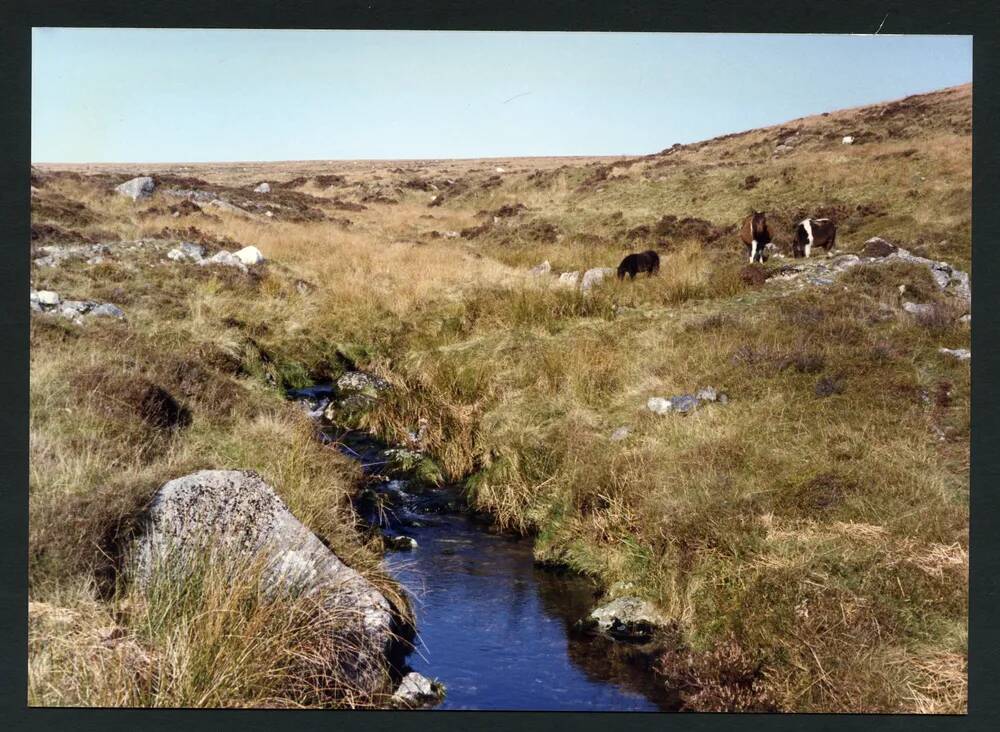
[133,470,401,695]
[166,242,205,262]
[115,176,155,201]
[30,289,125,323]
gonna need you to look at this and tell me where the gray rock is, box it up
[254,182,271,194]
[30,300,43,313]
[646,396,674,415]
[90,303,126,319]
[165,188,219,203]
[588,597,669,642]
[939,347,971,361]
[207,199,252,217]
[35,290,60,306]
[337,371,390,396]
[581,267,615,293]
[167,242,204,262]
[558,271,580,286]
[529,260,552,276]
[391,672,444,708]
[197,250,248,272]
[133,470,398,694]
[610,426,631,442]
[115,176,155,201]
[695,386,718,402]
[902,301,934,317]
[233,245,265,266]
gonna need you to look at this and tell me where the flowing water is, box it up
[291,386,673,711]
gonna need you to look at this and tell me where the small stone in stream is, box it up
[587,597,670,642]
[610,426,631,441]
[384,535,418,551]
[391,672,445,708]
[939,347,971,361]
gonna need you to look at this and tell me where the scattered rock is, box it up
[253,182,271,194]
[35,290,60,306]
[89,303,126,319]
[558,271,580,286]
[207,199,252,217]
[902,301,934,317]
[115,176,155,201]
[581,267,615,293]
[529,260,552,276]
[233,245,266,266]
[197,250,248,272]
[166,242,205,262]
[134,470,400,694]
[647,387,726,416]
[610,426,631,442]
[939,347,971,361]
[586,597,670,642]
[842,136,854,145]
[391,672,445,708]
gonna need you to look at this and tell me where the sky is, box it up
[31,29,972,163]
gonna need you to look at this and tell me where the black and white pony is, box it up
[793,218,837,258]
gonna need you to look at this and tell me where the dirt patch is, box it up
[738,264,771,288]
[314,174,347,187]
[76,369,192,431]
[330,198,367,212]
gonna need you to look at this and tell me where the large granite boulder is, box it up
[115,176,155,201]
[132,469,401,695]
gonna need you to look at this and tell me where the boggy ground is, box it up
[29,83,969,711]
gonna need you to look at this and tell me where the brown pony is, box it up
[739,211,772,263]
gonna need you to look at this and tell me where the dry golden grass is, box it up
[29,83,970,711]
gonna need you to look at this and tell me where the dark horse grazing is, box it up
[739,211,772,263]
[617,250,660,279]
[793,217,837,258]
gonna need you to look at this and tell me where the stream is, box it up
[290,384,673,711]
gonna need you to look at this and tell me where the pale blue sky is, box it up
[31,29,972,163]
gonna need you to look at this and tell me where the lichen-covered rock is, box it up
[581,267,615,293]
[390,672,445,708]
[587,597,670,642]
[115,176,155,201]
[133,470,399,694]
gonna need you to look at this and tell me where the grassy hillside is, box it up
[29,83,970,711]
